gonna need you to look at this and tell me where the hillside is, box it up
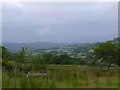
[2,42,69,53]
[33,42,101,60]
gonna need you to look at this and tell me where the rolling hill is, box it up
[2,42,69,53]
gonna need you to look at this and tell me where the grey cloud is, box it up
[2,2,118,43]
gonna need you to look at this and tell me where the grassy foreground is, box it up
[2,65,118,88]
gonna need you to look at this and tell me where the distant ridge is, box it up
[2,42,70,53]
[2,38,117,53]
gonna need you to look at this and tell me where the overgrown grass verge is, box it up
[2,65,118,88]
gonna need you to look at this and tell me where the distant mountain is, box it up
[2,42,70,53]
[2,37,117,54]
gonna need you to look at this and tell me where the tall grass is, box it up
[2,65,118,88]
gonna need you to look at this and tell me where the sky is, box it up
[2,2,118,43]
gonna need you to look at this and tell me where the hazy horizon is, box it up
[2,2,118,43]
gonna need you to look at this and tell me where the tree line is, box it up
[1,41,120,72]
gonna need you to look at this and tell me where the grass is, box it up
[2,65,119,88]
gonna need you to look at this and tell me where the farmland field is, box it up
[2,65,119,88]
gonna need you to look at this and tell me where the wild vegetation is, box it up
[1,38,120,88]
[2,65,118,88]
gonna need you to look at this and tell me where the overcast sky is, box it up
[2,2,118,43]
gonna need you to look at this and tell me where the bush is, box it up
[79,59,88,65]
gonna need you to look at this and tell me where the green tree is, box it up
[41,53,54,64]
[32,55,42,70]
[79,58,88,65]
[1,46,10,59]
[53,54,73,64]
[15,47,26,63]
[15,47,33,64]
[93,41,118,68]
